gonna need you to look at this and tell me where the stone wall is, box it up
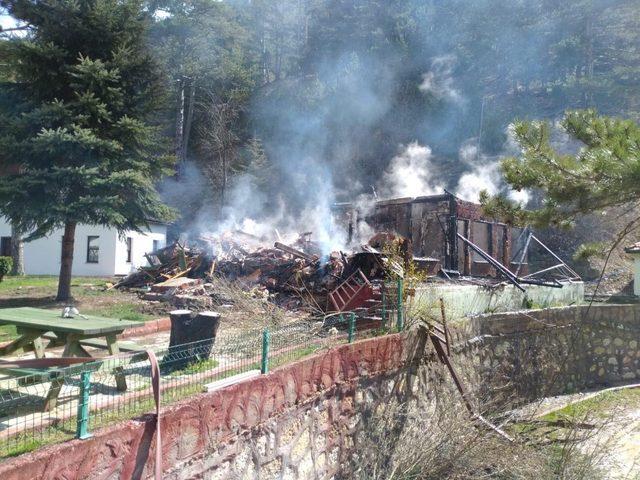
[457,303,640,404]
[0,334,428,480]
[2,304,640,479]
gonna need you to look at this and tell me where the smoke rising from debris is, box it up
[378,142,444,199]
[419,55,464,105]
[169,1,584,251]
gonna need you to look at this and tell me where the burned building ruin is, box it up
[334,191,580,289]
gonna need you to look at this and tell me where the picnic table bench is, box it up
[0,307,140,410]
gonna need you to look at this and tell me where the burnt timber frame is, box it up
[333,191,580,285]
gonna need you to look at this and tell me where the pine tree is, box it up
[0,0,175,300]
[481,110,640,242]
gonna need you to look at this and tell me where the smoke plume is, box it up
[378,142,444,199]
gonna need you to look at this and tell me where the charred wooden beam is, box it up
[274,241,317,262]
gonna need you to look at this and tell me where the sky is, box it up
[0,12,18,31]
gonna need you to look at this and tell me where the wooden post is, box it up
[381,288,387,330]
[502,226,511,269]
[106,333,127,392]
[44,340,73,411]
[463,220,471,276]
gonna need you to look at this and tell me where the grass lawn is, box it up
[0,275,161,341]
[540,388,640,422]
[511,388,640,441]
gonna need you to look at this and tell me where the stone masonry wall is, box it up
[457,303,640,404]
[1,304,640,479]
[0,333,428,480]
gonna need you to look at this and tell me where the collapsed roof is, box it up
[333,191,580,289]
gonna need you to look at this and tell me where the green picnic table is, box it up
[0,307,140,410]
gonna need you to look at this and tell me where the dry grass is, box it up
[346,370,610,480]
[204,276,300,329]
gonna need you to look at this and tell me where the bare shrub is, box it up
[206,275,292,328]
[345,366,611,480]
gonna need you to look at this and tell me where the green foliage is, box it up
[0,257,12,281]
[573,242,608,261]
[482,110,640,239]
[167,357,219,377]
[0,0,175,240]
[3,0,640,234]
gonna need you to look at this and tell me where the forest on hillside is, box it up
[2,0,640,234]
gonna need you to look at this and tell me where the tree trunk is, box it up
[56,221,76,302]
[584,15,594,107]
[175,77,185,169]
[10,221,24,276]
[261,23,269,85]
[182,78,196,162]
[221,152,227,207]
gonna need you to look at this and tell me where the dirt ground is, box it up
[0,275,307,346]
[513,387,640,479]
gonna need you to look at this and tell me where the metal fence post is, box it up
[396,277,404,332]
[75,371,92,440]
[348,312,356,343]
[261,328,270,374]
[381,288,387,329]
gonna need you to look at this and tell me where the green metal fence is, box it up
[0,279,406,460]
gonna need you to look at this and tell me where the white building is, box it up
[625,242,640,296]
[0,218,167,276]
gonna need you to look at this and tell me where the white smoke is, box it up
[192,171,348,255]
[378,142,444,199]
[455,142,529,204]
[419,55,463,104]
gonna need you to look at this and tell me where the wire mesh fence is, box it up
[0,280,407,460]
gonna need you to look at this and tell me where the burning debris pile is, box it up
[114,230,396,312]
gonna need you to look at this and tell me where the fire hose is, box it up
[0,350,163,479]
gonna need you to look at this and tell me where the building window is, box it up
[126,237,133,263]
[153,239,159,252]
[0,237,11,257]
[87,236,99,263]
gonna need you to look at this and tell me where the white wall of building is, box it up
[633,256,640,296]
[113,223,166,275]
[0,219,166,276]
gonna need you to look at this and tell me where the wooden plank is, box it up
[0,330,42,356]
[0,307,138,335]
[274,242,317,262]
[0,367,66,386]
[32,336,46,359]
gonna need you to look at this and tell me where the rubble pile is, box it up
[112,243,207,289]
[113,231,392,312]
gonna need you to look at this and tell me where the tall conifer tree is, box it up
[0,0,174,300]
